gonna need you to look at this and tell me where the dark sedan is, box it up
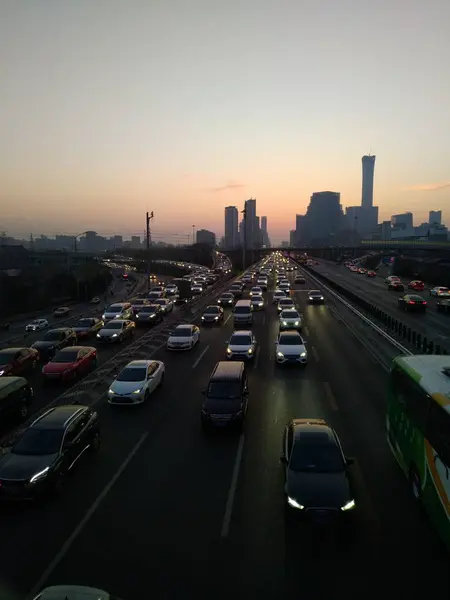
[31,328,77,360]
[388,281,405,291]
[71,318,104,339]
[281,419,355,525]
[307,290,324,304]
[0,347,39,377]
[201,305,224,324]
[398,294,427,312]
[135,304,163,326]
[437,299,450,314]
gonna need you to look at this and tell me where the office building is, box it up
[429,210,442,225]
[224,206,239,248]
[260,216,270,247]
[361,155,376,209]
[295,214,308,246]
[301,191,344,245]
[196,229,216,246]
[391,213,413,230]
[244,198,260,249]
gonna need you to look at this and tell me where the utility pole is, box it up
[146,211,154,291]
[241,206,247,271]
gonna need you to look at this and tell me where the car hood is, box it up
[103,313,122,319]
[32,341,57,349]
[168,336,191,343]
[43,361,74,374]
[280,317,301,323]
[72,327,91,333]
[99,328,123,336]
[228,344,252,353]
[110,380,145,395]
[203,399,241,413]
[286,471,350,509]
[0,452,58,480]
[277,343,305,354]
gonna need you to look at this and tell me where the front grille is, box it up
[0,479,27,494]
[110,396,134,403]
[285,355,300,359]
[211,414,232,420]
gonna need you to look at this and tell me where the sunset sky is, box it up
[1,0,449,244]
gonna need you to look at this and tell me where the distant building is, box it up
[261,216,270,247]
[244,198,261,249]
[302,191,344,246]
[196,229,216,246]
[295,214,308,246]
[429,210,442,225]
[361,155,376,209]
[289,230,296,246]
[130,236,141,249]
[224,206,239,248]
[392,213,413,230]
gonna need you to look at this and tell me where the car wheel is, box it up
[90,432,101,453]
[19,404,29,419]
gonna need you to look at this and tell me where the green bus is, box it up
[387,355,450,547]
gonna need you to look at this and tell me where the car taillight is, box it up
[409,301,416,304]
[422,301,427,305]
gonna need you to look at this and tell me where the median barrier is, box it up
[298,262,449,356]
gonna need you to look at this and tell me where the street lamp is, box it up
[241,206,247,270]
[192,225,196,244]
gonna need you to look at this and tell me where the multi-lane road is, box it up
[1,265,449,600]
[308,261,450,348]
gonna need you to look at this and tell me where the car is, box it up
[201,361,248,429]
[191,285,203,295]
[307,290,324,304]
[90,296,100,304]
[135,304,164,325]
[71,317,104,339]
[130,297,151,313]
[151,285,165,295]
[0,405,100,500]
[250,286,263,297]
[281,418,355,523]
[279,309,302,330]
[33,585,121,600]
[398,294,427,312]
[217,292,235,307]
[226,330,257,360]
[367,270,377,277]
[0,347,39,377]
[42,346,97,382]
[108,359,165,405]
[96,319,135,342]
[102,302,133,321]
[256,279,268,291]
[53,306,70,317]
[230,283,244,297]
[31,328,77,360]
[153,298,174,314]
[25,319,49,332]
[408,280,425,291]
[275,331,308,364]
[165,284,178,295]
[0,376,33,421]
[388,280,404,291]
[385,276,400,285]
[167,324,200,350]
[437,299,450,314]
[430,286,450,298]
[279,282,291,293]
[273,290,286,304]
[250,294,265,310]
[147,291,164,302]
[295,276,306,284]
[358,268,366,274]
[202,305,224,324]
[277,297,295,312]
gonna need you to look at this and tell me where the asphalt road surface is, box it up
[0,271,141,345]
[309,261,450,349]
[1,267,449,600]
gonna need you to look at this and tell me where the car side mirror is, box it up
[346,457,354,466]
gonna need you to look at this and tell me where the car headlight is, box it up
[135,314,140,318]
[112,333,118,337]
[287,497,304,509]
[258,302,263,306]
[102,315,106,319]
[201,316,205,320]
[0,370,4,376]
[214,316,219,320]
[277,351,284,358]
[30,467,50,484]
[282,321,287,326]
[133,388,142,394]
[97,333,101,338]
[247,348,253,355]
[226,348,232,354]
[320,297,324,300]
[300,352,307,358]
[294,321,299,326]
[108,389,115,394]
[308,297,313,301]
[341,499,355,511]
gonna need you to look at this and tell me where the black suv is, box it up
[31,328,77,360]
[201,361,249,430]
[0,404,100,500]
[135,304,163,326]
[0,376,33,423]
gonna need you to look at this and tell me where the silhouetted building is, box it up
[196,229,216,246]
[302,191,344,246]
[361,155,375,209]
[429,210,442,225]
[224,206,239,248]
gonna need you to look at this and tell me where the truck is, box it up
[171,278,193,304]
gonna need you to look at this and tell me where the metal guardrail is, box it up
[0,270,238,447]
[299,262,448,356]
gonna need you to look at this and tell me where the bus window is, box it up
[392,368,429,432]
[427,403,450,469]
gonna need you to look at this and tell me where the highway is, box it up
[0,270,140,346]
[309,261,450,349]
[1,265,449,600]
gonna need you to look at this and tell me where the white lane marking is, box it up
[262,315,266,326]
[311,345,319,363]
[221,433,245,538]
[303,325,310,336]
[253,346,261,368]
[224,313,232,325]
[323,381,338,411]
[192,344,210,369]
[27,432,149,600]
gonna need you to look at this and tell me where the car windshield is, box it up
[230,335,252,346]
[105,322,123,330]
[76,319,94,327]
[154,299,167,305]
[117,367,146,382]
[141,306,158,313]
[0,352,15,365]
[221,294,233,299]
[279,335,302,345]
[309,291,321,296]
[43,331,62,341]
[171,328,192,337]
[409,295,424,301]
[208,382,241,399]
[234,307,250,314]
[282,311,299,318]
[31,320,40,325]
[252,296,263,301]
[51,351,79,363]
[279,299,293,305]
[13,428,63,456]
[289,442,344,473]
[107,305,122,312]
[204,307,219,314]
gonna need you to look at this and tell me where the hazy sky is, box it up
[1,0,449,244]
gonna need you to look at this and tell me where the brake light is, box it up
[423,301,427,305]
[409,301,416,304]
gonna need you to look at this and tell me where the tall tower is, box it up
[361,154,376,209]
[224,206,239,248]
[244,198,257,248]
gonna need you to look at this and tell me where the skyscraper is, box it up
[429,210,442,225]
[261,216,270,247]
[361,155,376,209]
[224,206,239,248]
[244,198,257,248]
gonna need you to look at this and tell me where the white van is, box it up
[233,299,253,326]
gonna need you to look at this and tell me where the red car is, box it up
[408,280,425,291]
[367,270,377,277]
[0,347,39,377]
[42,345,97,382]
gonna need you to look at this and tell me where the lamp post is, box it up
[192,225,196,244]
[146,211,154,292]
[241,206,247,271]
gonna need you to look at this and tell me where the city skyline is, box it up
[1,1,449,241]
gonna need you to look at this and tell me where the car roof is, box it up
[125,360,154,368]
[211,360,245,380]
[309,290,321,293]
[0,347,28,354]
[35,585,111,600]
[57,346,94,353]
[33,405,86,429]
[175,324,194,330]
[0,376,27,390]
[291,420,336,444]
[47,328,72,333]
[231,330,252,336]
[279,330,301,338]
